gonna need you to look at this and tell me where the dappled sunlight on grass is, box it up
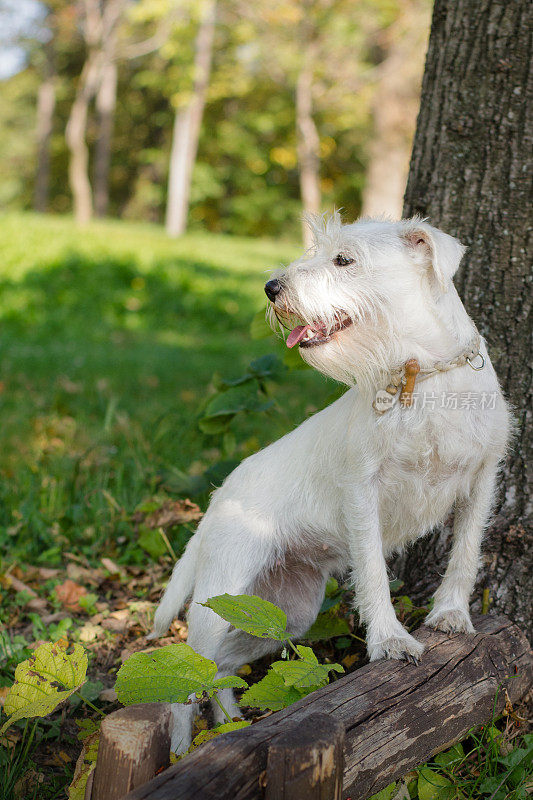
[0,213,331,564]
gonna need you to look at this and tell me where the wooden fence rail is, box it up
[88,614,532,800]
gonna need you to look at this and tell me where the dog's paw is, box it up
[425,607,475,634]
[368,633,425,663]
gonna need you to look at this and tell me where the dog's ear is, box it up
[402,220,466,293]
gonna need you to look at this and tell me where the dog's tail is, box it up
[148,533,201,639]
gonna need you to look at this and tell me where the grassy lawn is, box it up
[0,212,333,566]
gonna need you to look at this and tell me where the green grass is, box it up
[0,212,333,566]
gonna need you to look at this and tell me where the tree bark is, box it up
[296,55,321,249]
[94,57,118,217]
[361,1,429,220]
[397,0,532,635]
[34,47,56,213]
[165,0,217,237]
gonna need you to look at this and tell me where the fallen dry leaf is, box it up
[79,623,104,643]
[99,687,117,703]
[133,498,203,530]
[55,579,87,611]
[101,557,124,576]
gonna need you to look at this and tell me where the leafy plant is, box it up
[115,642,247,722]
[0,639,88,734]
[198,354,286,440]
[240,644,343,711]
[201,593,291,640]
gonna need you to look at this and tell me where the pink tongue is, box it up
[286,325,312,348]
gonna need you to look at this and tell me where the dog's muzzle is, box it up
[265,279,282,302]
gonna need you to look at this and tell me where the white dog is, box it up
[152,214,510,752]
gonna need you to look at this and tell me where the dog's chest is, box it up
[377,414,483,548]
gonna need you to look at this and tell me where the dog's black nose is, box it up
[265,279,282,302]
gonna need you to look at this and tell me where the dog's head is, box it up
[265,213,466,388]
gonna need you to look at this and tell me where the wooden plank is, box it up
[264,713,344,800]
[91,703,171,800]
[124,615,532,800]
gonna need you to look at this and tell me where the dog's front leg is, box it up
[346,480,425,662]
[425,459,498,634]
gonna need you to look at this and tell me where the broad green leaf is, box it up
[212,675,248,692]
[248,354,286,379]
[189,720,251,751]
[202,594,290,639]
[368,783,397,800]
[389,578,405,593]
[304,612,350,641]
[202,385,273,419]
[417,768,454,800]
[434,742,465,768]
[68,730,99,800]
[115,643,245,705]
[272,646,343,689]
[1,640,88,733]
[138,526,167,559]
[198,413,235,434]
[478,776,502,795]
[239,668,304,711]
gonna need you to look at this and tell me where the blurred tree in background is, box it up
[0,0,430,239]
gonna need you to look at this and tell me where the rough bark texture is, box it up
[165,0,217,237]
[124,615,532,800]
[395,0,532,637]
[296,53,321,249]
[361,0,429,220]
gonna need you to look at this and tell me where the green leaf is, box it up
[1,640,88,733]
[202,385,273,419]
[417,768,454,800]
[434,742,464,768]
[212,675,248,692]
[198,413,235,434]
[189,720,251,751]
[115,643,245,705]
[389,578,405,593]
[202,594,290,639]
[239,668,304,711]
[272,646,343,689]
[478,776,502,795]
[138,526,167,559]
[368,783,397,800]
[304,612,350,641]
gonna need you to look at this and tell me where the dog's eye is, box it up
[333,254,354,267]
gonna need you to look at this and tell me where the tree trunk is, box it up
[361,1,429,220]
[396,0,532,636]
[165,0,217,237]
[34,51,56,213]
[296,57,321,249]
[65,52,102,225]
[94,57,118,217]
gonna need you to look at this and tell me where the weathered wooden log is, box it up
[91,703,171,800]
[124,615,532,800]
[264,714,344,800]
